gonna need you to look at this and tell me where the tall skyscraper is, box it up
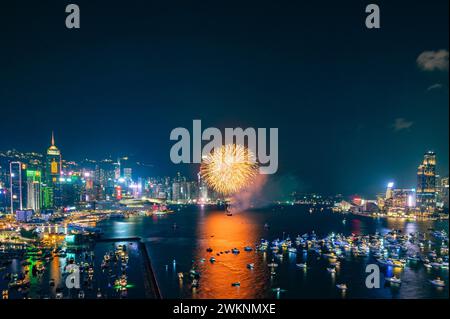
[26,169,41,211]
[123,168,132,181]
[385,182,394,200]
[44,132,62,208]
[416,151,437,213]
[10,161,25,213]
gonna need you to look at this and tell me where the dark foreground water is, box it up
[98,205,449,299]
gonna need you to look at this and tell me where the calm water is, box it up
[98,205,449,299]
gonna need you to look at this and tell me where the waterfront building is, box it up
[416,151,437,213]
[172,182,181,202]
[198,172,208,203]
[437,176,449,209]
[392,188,416,210]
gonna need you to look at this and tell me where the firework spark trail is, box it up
[200,144,258,195]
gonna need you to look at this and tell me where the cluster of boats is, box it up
[263,229,448,291]
[173,228,448,295]
[1,241,136,299]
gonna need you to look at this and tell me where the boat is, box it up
[231,248,240,254]
[244,246,253,252]
[247,263,254,269]
[231,282,240,287]
[336,284,347,290]
[430,277,445,287]
[296,263,307,268]
[288,247,297,254]
[327,267,336,273]
[78,290,85,299]
[385,276,402,284]
[96,289,103,298]
[209,257,216,263]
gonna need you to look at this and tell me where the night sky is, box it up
[0,1,448,196]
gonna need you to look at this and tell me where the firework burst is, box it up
[200,144,258,195]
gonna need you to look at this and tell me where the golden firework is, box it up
[200,144,258,195]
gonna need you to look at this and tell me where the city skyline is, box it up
[1,0,448,196]
[0,1,448,304]
[0,131,448,199]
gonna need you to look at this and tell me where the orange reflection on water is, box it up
[193,210,268,299]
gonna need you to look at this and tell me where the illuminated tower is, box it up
[9,161,25,213]
[385,182,394,200]
[416,151,437,213]
[44,132,62,208]
[26,169,42,212]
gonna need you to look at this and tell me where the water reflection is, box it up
[193,211,266,299]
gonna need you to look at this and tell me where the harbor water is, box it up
[97,205,449,299]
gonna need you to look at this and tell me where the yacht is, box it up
[336,284,347,290]
[386,276,402,284]
[430,277,445,287]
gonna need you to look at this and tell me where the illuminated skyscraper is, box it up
[26,169,41,211]
[416,151,437,213]
[9,161,25,213]
[385,182,394,200]
[44,132,62,208]
[123,168,132,181]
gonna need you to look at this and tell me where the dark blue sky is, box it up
[0,0,448,196]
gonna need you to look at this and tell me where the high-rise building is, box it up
[44,132,62,208]
[437,176,449,209]
[416,151,437,213]
[392,188,416,210]
[385,182,394,200]
[26,169,41,211]
[172,182,180,202]
[10,161,26,213]
[123,168,132,181]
